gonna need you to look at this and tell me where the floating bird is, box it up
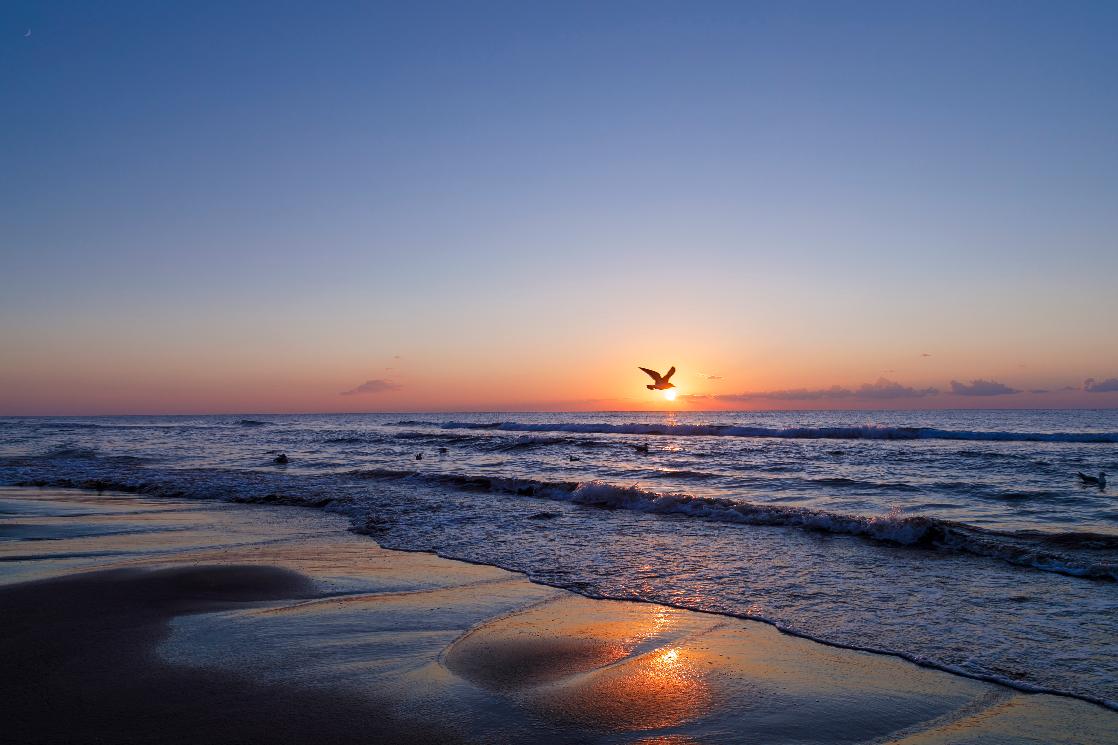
[568,455,580,462]
[633,443,649,453]
[438,447,448,454]
[415,453,423,461]
[1077,471,1107,488]
[639,366,676,391]
[273,453,288,465]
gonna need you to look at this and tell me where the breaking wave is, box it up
[8,447,1114,583]
[554,482,1116,580]
[334,469,1118,581]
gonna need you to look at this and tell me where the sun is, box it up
[662,388,677,401]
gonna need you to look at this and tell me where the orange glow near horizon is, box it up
[2,350,1117,414]
[1,330,1118,414]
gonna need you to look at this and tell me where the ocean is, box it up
[2,409,1116,709]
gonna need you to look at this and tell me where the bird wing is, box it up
[662,366,676,381]
[638,367,662,383]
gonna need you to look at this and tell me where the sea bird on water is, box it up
[1078,471,1107,488]
[639,366,676,391]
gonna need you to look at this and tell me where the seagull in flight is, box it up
[639,365,676,391]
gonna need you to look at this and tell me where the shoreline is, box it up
[2,485,1116,743]
[374,539,1118,713]
[13,471,1117,711]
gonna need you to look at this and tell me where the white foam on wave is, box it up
[416,475,1116,581]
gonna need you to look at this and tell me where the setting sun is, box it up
[662,389,677,401]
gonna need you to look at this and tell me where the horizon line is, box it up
[3,406,1118,418]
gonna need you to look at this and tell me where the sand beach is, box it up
[2,486,1114,744]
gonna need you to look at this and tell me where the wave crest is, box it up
[338,469,1118,581]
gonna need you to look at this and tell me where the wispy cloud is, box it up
[697,372,724,381]
[855,378,939,399]
[949,379,1020,396]
[715,385,853,402]
[1084,377,1118,393]
[700,378,937,402]
[340,379,401,396]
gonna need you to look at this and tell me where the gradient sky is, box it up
[3,1,1117,414]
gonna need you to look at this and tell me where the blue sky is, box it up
[3,1,1117,412]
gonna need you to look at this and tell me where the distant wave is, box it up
[2,421,222,432]
[494,435,610,451]
[5,447,152,466]
[647,468,717,480]
[436,421,1118,444]
[393,431,485,444]
[390,431,610,452]
[25,421,105,430]
[237,419,270,427]
[47,446,100,459]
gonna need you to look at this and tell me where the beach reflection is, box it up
[443,598,719,731]
[536,637,712,731]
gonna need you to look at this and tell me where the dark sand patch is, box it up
[0,565,458,745]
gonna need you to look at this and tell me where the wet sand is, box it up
[1,486,1114,744]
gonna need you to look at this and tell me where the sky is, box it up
[2,1,1117,414]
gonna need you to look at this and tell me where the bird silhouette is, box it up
[1077,471,1107,489]
[639,366,676,391]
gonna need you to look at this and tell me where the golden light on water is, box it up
[662,389,677,401]
[656,648,680,666]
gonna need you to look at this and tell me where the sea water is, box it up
[2,410,1116,707]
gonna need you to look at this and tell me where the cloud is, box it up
[718,385,854,402]
[1029,389,1050,394]
[697,372,724,381]
[340,379,401,396]
[921,353,932,357]
[706,378,937,402]
[1084,377,1118,393]
[855,378,939,399]
[949,379,1020,396]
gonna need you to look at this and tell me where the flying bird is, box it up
[1077,471,1107,488]
[25,28,32,38]
[639,366,676,391]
